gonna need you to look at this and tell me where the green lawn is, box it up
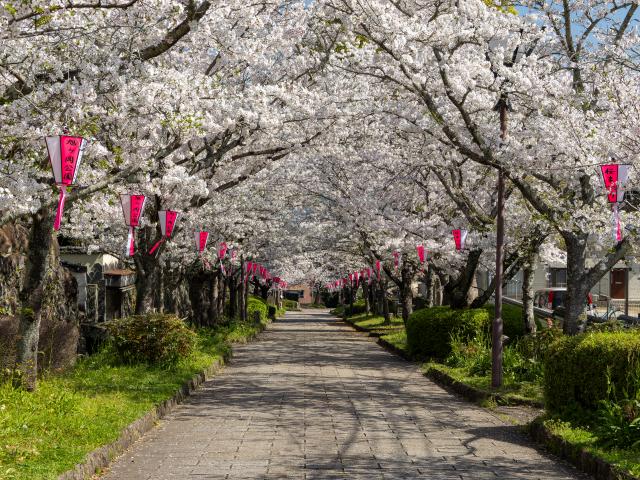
[0,321,264,480]
[541,417,640,477]
[348,313,404,334]
[380,330,408,352]
[422,363,544,405]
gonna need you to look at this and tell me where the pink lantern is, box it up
[195,231,209,253]
[452,229,468,251]
[148,210,180,255]
[218,242,228,275]
[393,251,400,270]
[612,205,623,243]
[45,134,87,230]
[600,164,631,203]
[416,244,426,264]
[354,271,360,287]
[120,194,146,257]
[375,260,381,281]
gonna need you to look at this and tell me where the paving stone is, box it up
[101,311,590,480]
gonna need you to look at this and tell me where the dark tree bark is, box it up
[188,268,211,327]
[522,258,537,335]
[208,270,220,326]
[16,209,56,390]
[443,249,483,309]
[363,281,370,314]
[425,266,435,308]
[229,274,237,319]
[259,284,269,300]
[239,256,246,321]
[381,280,390,325]
[399,265,414,325]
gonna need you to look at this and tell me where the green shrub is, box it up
[268,305,277,319]
[247,296,269,324]
[406,307,490,359]
[484,303,526,339]
[345,299,367,316]
[544,331,640,414]
[106,314,196,366]
[283,299,299,310]
[595,396,640,448]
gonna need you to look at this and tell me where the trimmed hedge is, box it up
[406,307,490,359]
[484,303,526,340]
[544,331,640,414]
[345,299,367,316]
[247,296,269,324]
[107,313,196,366]
[283,299,299,310]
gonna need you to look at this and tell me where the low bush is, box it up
[283,299,299,310]
[106,314,196,367]
[446,326,556,384]
[544,331,640,414]
[484,303,526,340]
[247,296,269,324]
[406,307,490,359]
[345,299,367,316]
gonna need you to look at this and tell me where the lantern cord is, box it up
[53,187,66,231]
[148,237,165,255]
[126,226,135,257]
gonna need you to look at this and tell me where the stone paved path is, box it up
[102,310,587,480]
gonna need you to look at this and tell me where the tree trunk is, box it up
[259,284,269,300]
[522,255,537,335]
[363,281,370,314]
[349,285,354,315]
[382,280,390,324]
[16,210,56,390]
[188,269,210,327]
[443,249,482,309]
[209,270,220,326]
[563,233,589,335]
[400,266,414,325]
[243,273,248,322]
[134,220,164,314]
[425,267,435,308]
[220,274,228,320]
[240,257,246,321]
[229,275,237,319]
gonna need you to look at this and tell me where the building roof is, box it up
[104,269,136,277]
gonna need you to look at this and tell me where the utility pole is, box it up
[492,94,508,389]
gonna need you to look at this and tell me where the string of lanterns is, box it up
[45,134,287,286]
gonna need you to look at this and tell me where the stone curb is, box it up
[376,336,413,361]
[58,324,267,480]
[529,419,639,480]
[338,314,638,480]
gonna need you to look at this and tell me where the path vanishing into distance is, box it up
[102,310,587,480]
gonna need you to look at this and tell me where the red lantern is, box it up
[600,164,631,203]
[120,194,146,257]
[195,231,209,253]
[45,135,87,230]
[452,229,468,251]
[148,210,180,255]
[392,251,400,270]
[416,244,425,264]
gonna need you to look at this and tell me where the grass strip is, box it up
[0,320,265,480]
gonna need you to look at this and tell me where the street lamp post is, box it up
[492,94,508,389]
